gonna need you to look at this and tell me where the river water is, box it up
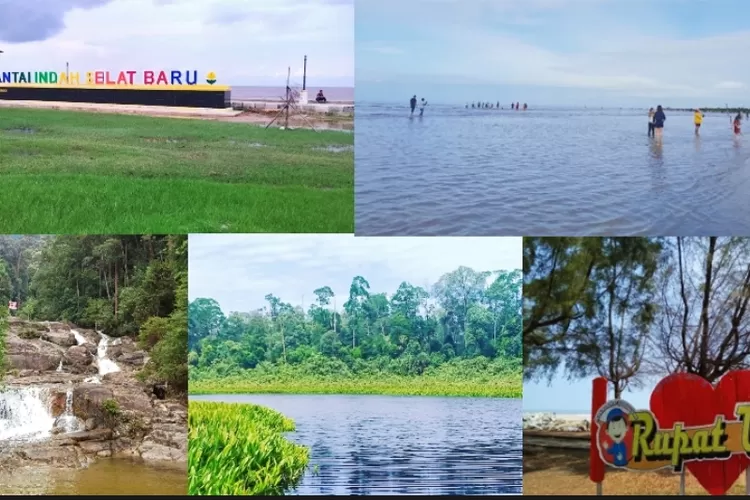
[0,459,186,495]
[191,394,522,495]
[355,104,750,236]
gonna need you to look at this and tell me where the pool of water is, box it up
[0,459,186,495]
[191,393,522,495]
[355,105,750,236]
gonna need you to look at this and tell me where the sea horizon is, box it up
[231,85,353,101]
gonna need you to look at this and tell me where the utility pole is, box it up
[302,55,307,91]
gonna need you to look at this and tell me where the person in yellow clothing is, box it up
[694,108,704,136]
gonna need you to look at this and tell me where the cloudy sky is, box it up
[356,0,750,106]
[0,0,353,87]
[189,235,521,314]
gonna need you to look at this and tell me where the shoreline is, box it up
[188,378,522,399]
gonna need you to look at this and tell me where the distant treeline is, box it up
[665,107,750,113]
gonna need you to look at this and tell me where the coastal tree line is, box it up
[524,237,750,397]
[0,235,187,393]
[189,266,522,378]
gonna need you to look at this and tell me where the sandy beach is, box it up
[0,100,353,131]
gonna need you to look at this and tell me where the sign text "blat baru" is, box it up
[0,70,218,86]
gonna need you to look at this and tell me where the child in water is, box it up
[734,113,742,135]
[694,109,703,136]
[647,108,655,137]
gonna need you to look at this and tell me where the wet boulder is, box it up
[72,385,114,422]
[5,336,62,371]
[63,345,93,374]
[41,331,76,348]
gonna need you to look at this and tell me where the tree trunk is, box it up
[114,263,119,316]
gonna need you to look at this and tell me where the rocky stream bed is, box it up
[0,318,186,473]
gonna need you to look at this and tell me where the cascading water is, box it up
[56,360,63,372]
[97,332,120,376]
[0,387,55,441]
[84,332,120,384]
[53,384,82,433]
[71,329,86,346]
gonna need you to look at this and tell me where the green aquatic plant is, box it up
[190,357,522,398]
[188,401,309,496]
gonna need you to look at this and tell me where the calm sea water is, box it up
[232,86,353,101]
[355,104,750,236]
[192,394,522,495]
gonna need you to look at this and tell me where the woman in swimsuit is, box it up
[734,113,742,135]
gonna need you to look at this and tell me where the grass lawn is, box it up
[0,108,353,233]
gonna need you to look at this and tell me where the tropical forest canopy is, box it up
[524,237,750,397]
[189,266,522,379]
[0,235,187,392]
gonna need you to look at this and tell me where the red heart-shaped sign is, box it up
[650,371,750,496]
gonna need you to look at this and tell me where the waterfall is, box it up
[56,359,63,372]
[97,332,121,376]
[71,330,86,346]
[0,387,55,441]
[53,384,82,433]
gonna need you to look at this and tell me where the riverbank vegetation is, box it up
[189,267,522,398]
[524,237,750,396]
[188,401,309,495]
[0,235,187,395]
[0,108,353,233]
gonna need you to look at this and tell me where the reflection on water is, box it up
[0,459,186,495]
[355,105,750,236]
[192,394,522,495]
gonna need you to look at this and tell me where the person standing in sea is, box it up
[652,105,666,142]
[647,107,655,137]
[694,108,703,136]
[410,95,417,116]
[419,98,428,117]
[733,113,742,135]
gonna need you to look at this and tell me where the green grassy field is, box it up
[0,108,353,233]
[188,401,309,495]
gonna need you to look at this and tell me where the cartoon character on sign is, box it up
[595,400,636,468]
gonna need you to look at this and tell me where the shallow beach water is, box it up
[355,105,750,236]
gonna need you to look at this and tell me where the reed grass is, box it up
[188,401,309,495]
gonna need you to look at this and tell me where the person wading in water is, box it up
[652,105,666,142]
[410,95,417,116]
[693,108,703,136]
[647,107,655,137]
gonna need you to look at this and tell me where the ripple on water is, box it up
[192,394,522,495]
[355,106,750,235]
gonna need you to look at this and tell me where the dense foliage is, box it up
[188,401,309,495]
[0,235,187,393]
[524,237,750,393]
[189,267,522,396]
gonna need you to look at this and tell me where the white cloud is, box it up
[188,234,521,313]
[0,0,354,86]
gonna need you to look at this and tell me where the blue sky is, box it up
[356,0,750,106]
[523,370,652,414]
[188,235,520,313]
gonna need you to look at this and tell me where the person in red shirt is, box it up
[733,113,742,135]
